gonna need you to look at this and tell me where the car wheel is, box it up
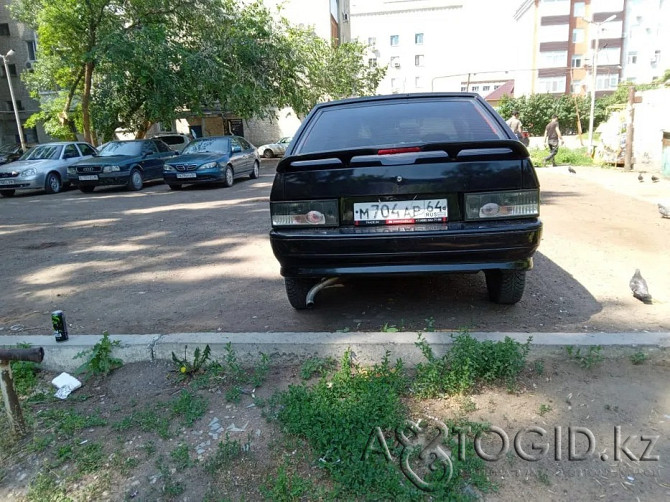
[44,172,62,194]
[222,165,234,187]
[168,184,184,190]
[249,160,260,179]
[127,168,143,191]
[285,277,318,310]
[263,149,274,159]
[79,185,95,193]
[485,270,526,305]
[0,189,16,197]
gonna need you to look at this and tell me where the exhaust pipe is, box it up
[306,277,340,308]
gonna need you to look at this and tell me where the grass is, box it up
[539,404,552,416]
[565,345,604,369]
[413,331,532,397]
[529,146,594,167]
[205,434,244,474]
[74,331,123,378]
[299,356,337,380]
[629,351,648,365]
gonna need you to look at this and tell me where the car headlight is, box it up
[271,200,339,227]
[20,168,37,177]
[163,165,176,172]
[465,190,539,221]
[198,162,218,170]
[102,165,120,173]
[67,167,76,175]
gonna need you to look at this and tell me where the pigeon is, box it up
[659,201,670,218]
[638,173,644,182]
[651,175,659,183]
[568,166,576,174]
[629,269,652,304]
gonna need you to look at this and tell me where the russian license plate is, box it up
[176,172,197,179]
[0,179,14,185]
[354,199,448,225]
[78,175,98,181]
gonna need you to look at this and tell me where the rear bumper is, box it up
[270,219,542,277]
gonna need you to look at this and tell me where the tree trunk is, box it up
[61,67,85,141]
[135,120,152,139]
[82,61,94,143]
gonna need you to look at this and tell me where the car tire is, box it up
[249,160,260,179]
[222,165,234,188]
[285,277,318,310]
[79,185,95,193]
[127,168,143,191]
[0,189,16,197]
[263,149,274,159]
[44,172,62,194]
[485,269,526,305]
[168,184,184,190]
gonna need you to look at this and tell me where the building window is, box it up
[471,85,479,91]
[573,2,585,17]
[627,52,637,64]
[26,40,37,61]
[595,73,619,90]
[482,85,490,91]
[571,80,582,93]
[538,76,566,93]
[460,86,467,91]
[415,33,424,44]
[414,54,424,66]
[391,78,397,88]
[6,100,23,111]
[572,28,584,43]
[0,24,9,36]
[415,76,424,88]
[1,64,17,78]
[390,56,400,68]
[390,35,399,46]
[540,51,567,67]
[367,37,376,47]
[368,58,377,67]
[494,84,500,90]
[571,54,583,67]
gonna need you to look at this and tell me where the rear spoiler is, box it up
[277,140,529,172]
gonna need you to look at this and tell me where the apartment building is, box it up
[0,3,41,146]
[621,0,670,84]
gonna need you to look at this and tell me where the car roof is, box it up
[310,92,482,112]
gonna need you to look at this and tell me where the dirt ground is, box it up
[1,347,669,501]
[0,162,668,336]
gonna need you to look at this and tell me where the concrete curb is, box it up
[2,332,669,372]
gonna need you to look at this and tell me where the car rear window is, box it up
[296,99,506,154]
[159,136,186,145]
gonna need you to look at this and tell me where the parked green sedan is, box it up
[68,139,177,193]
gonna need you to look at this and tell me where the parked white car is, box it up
[0,142,97,197]
[257,136,292,158]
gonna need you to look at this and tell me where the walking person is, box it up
[506,110,524,142]
[543,114,564,166]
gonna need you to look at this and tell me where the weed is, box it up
[424,316,436,332]
[29,434,55,453]
[413,331,532,397]
[26,471,69,502]
[630,351,648,365]
[252,353,270,387]
[112,453,140,475]
[205,434,243,474]
[113,408,171,439]
[171,443,194,469]
[143,440,157,457]
[565,345,604,369]
[537,470,551,486]
[74,331,123,378]
[172,389,208,426]
[171,344,211,377]
[225,386,242,403]
[40,409,107,438]
[381,322,399,332]
[299,356,337,380]
[459,396,477,413]
[260,463,315,501]
[539,404,552,416]
[76,442,105,474]
[533,359,544,375]
[156,456,184,497]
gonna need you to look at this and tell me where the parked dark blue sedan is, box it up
[68,139,177,192]
[163,136,260,190]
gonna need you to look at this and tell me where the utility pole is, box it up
[466,73,471,92]
[624,85,635,170]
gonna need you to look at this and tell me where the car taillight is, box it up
[465,190,539,221]
[377,147,421,155]
[271,200,339,227]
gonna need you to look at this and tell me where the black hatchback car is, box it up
[68,139,177,192]
[269,93,542,309]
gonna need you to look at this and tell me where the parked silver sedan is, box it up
[0,142,97,197]
[257,136,292,158]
